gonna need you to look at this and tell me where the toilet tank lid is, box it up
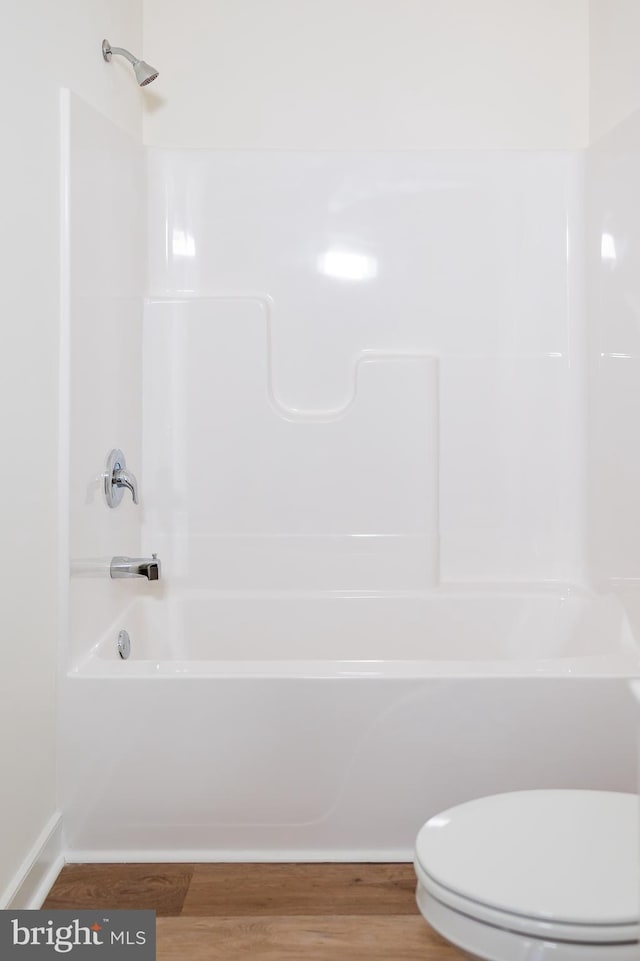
[415,789,639,926]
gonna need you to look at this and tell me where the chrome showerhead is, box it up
[133,60,159,87]
[102,39,159,87]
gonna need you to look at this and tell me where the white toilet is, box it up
[414,790,639,961]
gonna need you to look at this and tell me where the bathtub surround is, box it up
[587,110,640,586]
[143,297,440,591]
[588,0,640,585]
[61,55,640,859]
[145,150,585,587]
[65,91,145,670]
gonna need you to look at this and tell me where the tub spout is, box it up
[110,554,161,581]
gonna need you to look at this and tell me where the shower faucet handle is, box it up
[105,449,139,507]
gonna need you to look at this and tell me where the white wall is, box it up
[589,0,640,143]
[143,0,589,149]
[0,0,142,906]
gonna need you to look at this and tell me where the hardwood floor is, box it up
[181,864,419,916]
[43,863,194,916]
[44,863,467,960]
[155,916,461,960]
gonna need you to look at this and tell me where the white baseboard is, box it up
[1,814,65,910]
[65,847,413,864]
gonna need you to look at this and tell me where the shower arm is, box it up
[103,43,140,66]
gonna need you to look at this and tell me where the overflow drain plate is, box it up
[117,629,131,660]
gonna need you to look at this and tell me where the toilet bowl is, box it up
[414,790,639,961]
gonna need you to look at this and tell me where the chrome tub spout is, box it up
[110,554,161,581]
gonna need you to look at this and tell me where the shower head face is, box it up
[133,60,159,86]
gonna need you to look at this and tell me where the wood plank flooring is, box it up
[44,863,194,916]
[44,863,468,960]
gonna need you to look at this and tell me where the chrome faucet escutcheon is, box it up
[105,449,139,507]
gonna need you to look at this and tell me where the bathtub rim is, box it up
[68,652,640,680]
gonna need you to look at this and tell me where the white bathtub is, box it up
[61,586,640,861]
